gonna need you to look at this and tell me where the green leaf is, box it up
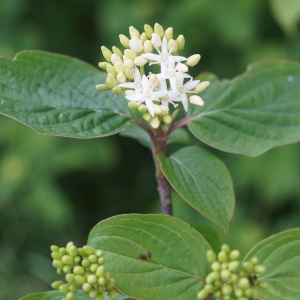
[158,146,235,231]
[0,51,136,138]
[167,127,191,145]
[244,228,300,300]
[20,290,127,300]
[88,214,211,300]
[189,223,222,253]
[188,61,300,156]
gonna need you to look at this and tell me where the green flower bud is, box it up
[57,268,64,275]
[114,61,125,74]
[95,250,103,257]
[108,290,116,300]
[101,46,112,62]
[218,251,228,263]
[206,250,216,262]
[112,46,123,58]
[125,68,134,81]
[203,284,214,293]
[228,261,240,271]
[197,290,208,300]
[154,23,164,38]
[238,277,250,288]
[106,74,117,89]
[74,256,81,264]
[89,290,98,299]
[221,244,231,253]
[81,259,90,268]
[124,49,137,60]
[176,35,185,51]
[235,288,244,297]
[59,284,70,293]
[65,274,75,283]
[106,278,115,290]
[63,265,71,273]
[150,116,160,129]
[66,241,74,252]
[82,283,93,292]
[230,273,239,283]
[75,275,86,285]
[162,114,172,124]
[167,39,177,54]
[258,281,269,290]
[238,298,249,300]
[153,104,162,115]
[255,265,266,274]
[221,269,231,280]
[160,105,169,115]
[195,81,210,94]
[69,284,78,293]
[143,40,153,53]
[87,274,98,285]
[88,254,97,263]
[62,255,73,265]
[96,84,109,92]
[98,62,109,70]
[106,64,117,77]
[165,27,173,41]
[51,281,64,289]
[52,259,64,269]
[97,257,105,265]
[143,112,152,122]
[239,270,247,277]
[119,34,130,48]
[144,24,154,39]
[112,86,122,95]
[111,54,122,65]
[251,257,259,266]
[73,266,85,275]
[213,290,222,298]
[137,104,147,113]
[51,252,62,260]
[186,54,201,67]
[223,296,231,300]
[128,101,139,111]
[78,248,87,257]
[140,32,148,43]
[221,262,228,269]
[222,284,233,295]
[251,286,259,297]
[95,295,105,300]
[105,270,110,280]
[66,292,75,300]
[59,247,67,256]
[244,287,253,297]
[51,245,60,253]
[98,276,106,286]
[90,263,99,273]
[134,56,147,67]
[129,26,140,39]
[124,59,134,69]
[98,286,106,293]
[243,261,253,273]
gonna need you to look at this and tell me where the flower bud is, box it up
[51,245,60,253]
[134,56,147,67]
[125,90,135,96]
[111,54,122,65]
[243,261,253,273]
[112,46,123,58]
[245,288,253,297]
[65,274,75,283]
[138,104,148,113]
[206,250,216,262]
[144,24,154,38]
[73,266,85,275]
[190,95,204,106]
[221,244,230,253]
[124,49,137,60]
[82,283,93,292]
[195,81,210,93]
[108,291,116,300]
[162,114,172,124]
[160,105,169,115]
[62,255,73,265]
[176,35,185,51]
[66,292,75,300]
[69,246,78,257]
[168,39,177,54]
[221,262,228,269]
[129,37,143,53]
[66,241,74,252]
[235,288,244,297]
[97,257,105,265]
[78,248,87,257]
[165,27,173,41]
[75,275,86,285]
[69,286,78,294]
[117,73,126,84]
[218,251,227,262]
[106,64,117,77]
[151,33,162,48]
[197,290,208,300]
[105,270,110,280]
[211,261,221,271]
[251,257,259,266]
[221,269,231,280]
[229,249,240,261]
[101,46,112,62]
[96,84,109,91]
[186,54,201,67]
[238,277,250,288]
[51,281,64,289]
[140,32,148,43]
[203,284,214,293]
[143,112,151,121]
[98,277,106,286]
[52,260,64,269]
[96,265,105,277]
[51,252,62,260]
[255,265,266,274]
[63,265,71,274]
[258,281,269,289]
[128,101,139,111]
[95,295,105,300]
[150,116,160,129]
[87,274,97,285]
[228,261,240,271]
[149,74,158,87]
[124,59,134,69]
[230,273,239,283]
[98,62,108,70]
[119,34,130,48]
[176,63,188,73]
[143,40,153,53]
[129,26,140,39]
[154,23,164,38]
[112,86,122,95]
[59,284,70,293]
[114,61,125,74]
[222,284,233,295]
[125,68,134,81]
[59,247,67,256]
[106,74,117,88]
[213,290,221,298]
[88,254,97,263]
[57,268,64,275]
[90,263,99,272]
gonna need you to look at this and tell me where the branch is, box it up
[167,115,191,134]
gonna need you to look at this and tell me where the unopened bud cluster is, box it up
[51,242,116,300]
[96,23,210,129]
[197,244,269,300]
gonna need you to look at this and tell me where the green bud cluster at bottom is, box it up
[197,244,269,300]
[51,242,116,300]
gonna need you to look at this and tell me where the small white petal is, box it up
[161,36,168,54]
[142,75,150,91]
[176,72,184,86]
[184,80,200,91]
[145,98,155,116]
[125,93,145,102]
[181,93,189,111]
[134,67,141,82]
[169,77,178,91]
[118,82,136,89]
[142,53,161,62]
[153,90,169,98]
[161,100,169,108]
[173,55,187,62]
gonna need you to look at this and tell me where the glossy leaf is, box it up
[158,146,235,231]
[20,290,127,300]
[0,51,136,138]
[244,228,300,300]
[188,61,300,156]
[88,214,211,300]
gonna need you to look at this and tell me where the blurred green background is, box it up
[1,0,300,299]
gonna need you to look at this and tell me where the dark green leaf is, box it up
[244,228,300,300]
[188,61,300,156]
[119,126,153,148]
[167,127,191,145]
[0,51,136,138]
[88,214,211,300]
[158,146,235,231]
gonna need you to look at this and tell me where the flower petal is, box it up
[153,90,169,98]
[173,56,187,62]
[184,80,200,91]
[161,100,169,108]
[161,37,168,54]
[145,98,155,117]
[142,53,161,62]
[176,72,184,86]
[181,93,189,111]
[118,82,135,89]
[142,75,150,91]
[134,67,141,83]
[125,93,145,102]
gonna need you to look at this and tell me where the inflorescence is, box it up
[51,242,116,300]
[197,244,269,300]
[96,23,210,129]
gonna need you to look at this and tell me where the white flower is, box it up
[125,75,168,116]
[142,36,187,73]
[118,67,143,93]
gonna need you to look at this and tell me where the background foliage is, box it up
[0,0,300,299]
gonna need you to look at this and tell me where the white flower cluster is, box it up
[96,23,210,129]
